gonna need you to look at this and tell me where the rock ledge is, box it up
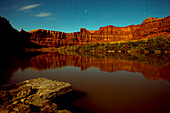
[0,78,72,113]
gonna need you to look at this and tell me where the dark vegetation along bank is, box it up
[58,35,170,54]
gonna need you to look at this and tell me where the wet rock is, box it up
[0,78,72,113]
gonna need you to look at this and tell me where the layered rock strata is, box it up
[0,78,72,113]
[28,16,170,47]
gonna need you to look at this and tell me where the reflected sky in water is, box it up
[0,51,168,113]
[9,51,170,113]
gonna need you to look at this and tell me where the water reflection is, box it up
[29,52,170,82]
[8,52,170,113]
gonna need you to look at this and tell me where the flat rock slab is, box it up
[0,78,72,113]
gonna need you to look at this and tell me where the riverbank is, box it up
[25,36,170,55]
[58,36,170,54]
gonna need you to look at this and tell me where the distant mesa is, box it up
[0,16,170,48]
[142,16,164,24]
[27,16,170,47]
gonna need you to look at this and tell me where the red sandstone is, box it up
[28,16,170,47]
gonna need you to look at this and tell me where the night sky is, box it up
[0,0,169,33]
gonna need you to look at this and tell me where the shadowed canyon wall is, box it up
[0,16,40,54]
[29,52,170,82]
[28,16,170,47]
[0,16,23,53]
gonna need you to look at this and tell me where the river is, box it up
[0,52,170,113]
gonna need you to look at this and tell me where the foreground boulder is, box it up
[0,78,73,113]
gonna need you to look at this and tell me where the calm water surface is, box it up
[1,52,170,113]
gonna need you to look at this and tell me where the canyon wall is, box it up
[0,16,22,53]
[0,16,41,54]
[28,16,170,47]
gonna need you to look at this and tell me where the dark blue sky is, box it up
[0,0,169,32]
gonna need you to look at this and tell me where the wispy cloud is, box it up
[48,17,56,20]
[19,4,41,11]
[0,7,8,10]
[35,12,52,17]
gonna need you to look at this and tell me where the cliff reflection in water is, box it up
[29,52,170,82]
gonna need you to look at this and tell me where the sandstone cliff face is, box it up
[133,16,170,39]
[28,16,170,47]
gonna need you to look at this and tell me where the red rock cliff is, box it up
[28,16,170,47]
